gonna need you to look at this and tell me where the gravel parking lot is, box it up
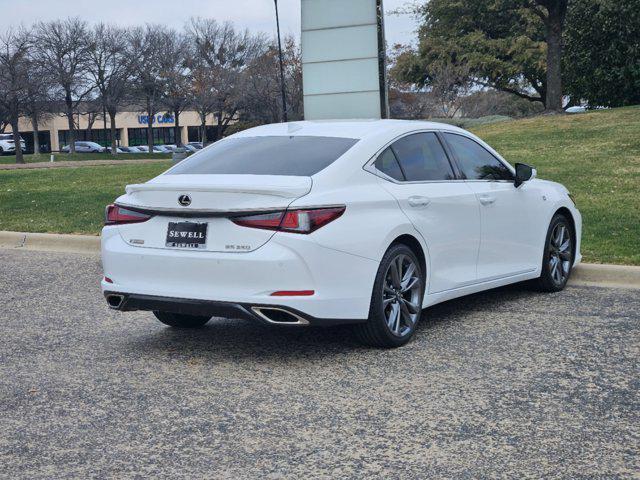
[1,248,638,479]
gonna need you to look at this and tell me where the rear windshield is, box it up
[168,135,359,176]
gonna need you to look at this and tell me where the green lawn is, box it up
[471,106,640,265]
[0,152,172,164]
[0,162,170,234]
[0,107,638,264]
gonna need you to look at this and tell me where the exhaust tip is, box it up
[251,307,309,325]
[106,294,125,309]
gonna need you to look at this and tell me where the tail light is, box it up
[105,204,152,225]
[232,206,345,234]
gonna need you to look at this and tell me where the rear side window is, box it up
[168,135,359,176]
[443,133,513,181]
[390,133,455,181]
[375,147,404,181]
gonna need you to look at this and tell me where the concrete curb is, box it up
[1,230,639,289]
[570,263,640,290]
[0,158,169,170]
[0,230,100,254]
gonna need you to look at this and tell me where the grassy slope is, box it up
[471,106,640,265]
[0,162,170,234]
[0,152,172,164]
[0,107,638,264]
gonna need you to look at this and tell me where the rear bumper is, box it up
[101,225,378,321]
[103,291,364,326]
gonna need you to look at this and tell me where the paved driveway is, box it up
[1,249,638,479]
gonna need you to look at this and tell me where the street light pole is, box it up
[274,0,288,123]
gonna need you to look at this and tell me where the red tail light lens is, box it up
[232,206,345,234]
[105,204,152,226]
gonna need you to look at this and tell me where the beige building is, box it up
[8,110,216,153]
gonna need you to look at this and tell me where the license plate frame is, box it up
[165,222,208,249]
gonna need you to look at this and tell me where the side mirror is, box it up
[515,163,536,188]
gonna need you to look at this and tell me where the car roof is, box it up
[231,119,469,141]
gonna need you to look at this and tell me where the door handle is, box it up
[478,195,496,206]
[408,196,431,208]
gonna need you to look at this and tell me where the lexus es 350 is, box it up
[102,120,581,348]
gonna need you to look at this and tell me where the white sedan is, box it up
[101,120,581,347]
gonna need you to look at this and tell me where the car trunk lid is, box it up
[114,174,312,253]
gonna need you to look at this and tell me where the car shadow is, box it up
[121,282,540,360]
[122,283,537,359]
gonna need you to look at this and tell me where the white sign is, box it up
[301,0,388,120]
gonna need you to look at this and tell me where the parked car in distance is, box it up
[61,141,105,153]
[105,146,127,154]
[102,120,582,348]
[153,146,168,153]
[188,141,203,149]
[0,134,26,155]
[184,144,200,153]
[162,144,178,152]
[133,146,149,153]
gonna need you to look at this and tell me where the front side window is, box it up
[168,135,359,176]
[443,133,513,181]
[390,133,455,181]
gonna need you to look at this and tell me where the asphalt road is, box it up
[1,249,638,479]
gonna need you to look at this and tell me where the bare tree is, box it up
[34,18,93,154]
[87,24,132,155]
[242,36,303,124]
[0,29,31,164]
[160,33,190,147]
[24,61,54,155]
[128,25,168,152]
[186,18,266,142]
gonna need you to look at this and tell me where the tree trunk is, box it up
[146,97,154,153]
[544,2,567,112]
[214,112,222,142]
[174,110,181,147]
[11,116,24,164]
[109,110,118,156]
[31,115,41,156]
[200,113,207,144]
[65,91,76,154]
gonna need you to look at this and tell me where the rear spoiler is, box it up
[125,182,310,199]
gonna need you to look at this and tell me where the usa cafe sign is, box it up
[138,113,175,125]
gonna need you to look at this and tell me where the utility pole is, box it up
[274,0,288,123]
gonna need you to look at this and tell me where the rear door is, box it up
[442,133,545,281]
[372,132,481,293]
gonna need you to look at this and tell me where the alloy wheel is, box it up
[548,223,572,285]
[382,254,422,337]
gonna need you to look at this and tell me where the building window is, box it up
[127,127,176,146]
[188,126,217,143]
[58,129,115,148]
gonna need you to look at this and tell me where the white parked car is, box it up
[102,120,582,347]
[61,141,105,153]
[0,133,26,155]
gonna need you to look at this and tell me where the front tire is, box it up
[355,244,424,348]
[536,214,574,292]
[153,311,211,328]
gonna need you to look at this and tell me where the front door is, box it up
[442,132,545,281]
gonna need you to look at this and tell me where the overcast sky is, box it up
[0,0,418,46]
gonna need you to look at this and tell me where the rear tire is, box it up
[354,244,424,348]
[536,213,574,292]
[153,311,211,328]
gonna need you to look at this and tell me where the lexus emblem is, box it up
[178,194,191,207]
